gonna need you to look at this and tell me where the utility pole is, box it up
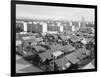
[53,55,55,71]
[52,46,55,71]
[62,57,64,70]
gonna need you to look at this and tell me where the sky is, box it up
[16,4,95,22]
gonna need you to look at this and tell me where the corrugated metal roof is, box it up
[64,48,90,64]
[70,36,81,42]
[55,56,69,68]
[33,46,46,52]
[52,51,64,58]
[65,54,80,64]
[39,50,52,61]
[60,44,75,53]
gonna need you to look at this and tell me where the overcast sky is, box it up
[16,4,95,22]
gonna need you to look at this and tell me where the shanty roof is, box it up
[60,35,69,41]
[52,51,64,58]
[65,48,90,64]
[70,36,82,42]
[33,46,46,52]
[50,44,63,51]
[22,36,43,44]
[60,44,75,53]
[81,38,87,44]
[39,50,53,61]
[36,38,43,42]
[55,56,69,68]
[65,53,80,64]
[16,40,22,46]
[74,48,91,56]
[22,36,36,41]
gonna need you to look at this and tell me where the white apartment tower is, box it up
[60,26,63,32]
[23,22,27,32]
[72,25,75,32]
[42,23,47,33]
